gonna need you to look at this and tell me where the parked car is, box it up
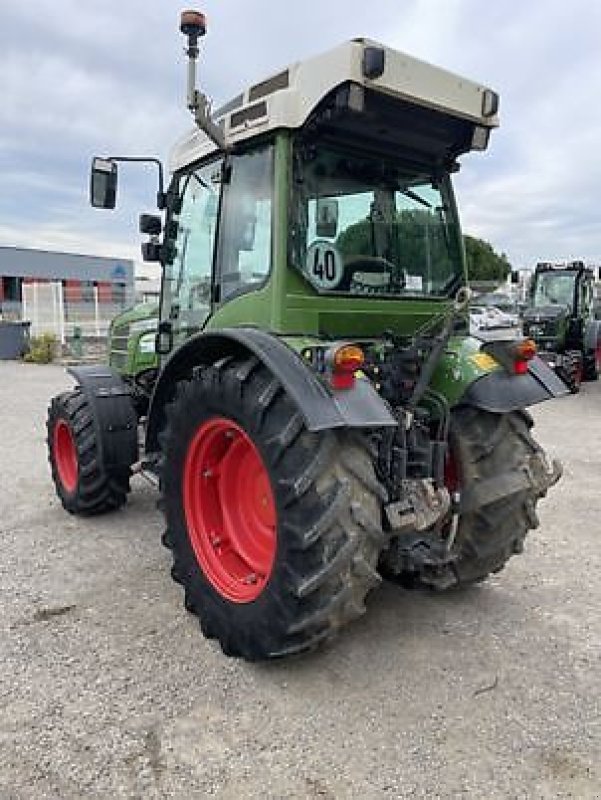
[475,293,520,326]
[470,304,514,334]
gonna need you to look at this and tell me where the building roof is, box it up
[0,246,134,283]
[170,38,499,172]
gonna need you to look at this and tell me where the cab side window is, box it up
[216,146,274,302]
[163,159,223,329]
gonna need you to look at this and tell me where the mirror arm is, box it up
[106,156,167,209]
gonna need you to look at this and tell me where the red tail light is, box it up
[330,345,365,390]
[512,338,537,375]
[514,359,529,375]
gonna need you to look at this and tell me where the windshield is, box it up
[290,146,464,298]
[533,272,576,308]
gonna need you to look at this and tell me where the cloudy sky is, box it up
[1,0,600,271]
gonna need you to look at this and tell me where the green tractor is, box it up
[47,11,566,661]
[522,261,601,392]
[107,300,159,412]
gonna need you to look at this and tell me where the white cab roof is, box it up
[170,38,499,173]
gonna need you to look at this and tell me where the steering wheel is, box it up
[340,255,404,293]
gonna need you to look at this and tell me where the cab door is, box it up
[160,158,224,349]
[213,145,274,306]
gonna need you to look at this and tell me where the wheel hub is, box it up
[183,417,277,603]
[53,419,78,493]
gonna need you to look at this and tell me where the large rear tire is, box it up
[160,358,388,661]
[435,407,557,587]
[47,389,130,515]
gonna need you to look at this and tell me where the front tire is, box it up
[47,389,130,515]
[160,358,388,661]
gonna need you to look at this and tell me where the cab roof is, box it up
[170,38,499,173]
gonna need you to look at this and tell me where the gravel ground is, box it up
[0,361,599,799]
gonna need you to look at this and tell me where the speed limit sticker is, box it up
[305,241,344,290]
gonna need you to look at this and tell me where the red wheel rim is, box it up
[183,417,277,603]
[53,419,78,493]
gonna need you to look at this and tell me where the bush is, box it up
[24,333,58,364]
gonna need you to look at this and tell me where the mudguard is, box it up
[145,328,397,453]
[67,365,138,469]
[459,356,569,413]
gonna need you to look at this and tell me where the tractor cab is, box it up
[529,261,594,317]
[523,261,600,390]
[157,35,499,345]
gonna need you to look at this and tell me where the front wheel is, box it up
[160,358,388,661]
[47,390,131,514]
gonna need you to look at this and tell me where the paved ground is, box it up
[0,361,599,799]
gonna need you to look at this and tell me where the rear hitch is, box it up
[384,479,450,533]
[382,480,457,590]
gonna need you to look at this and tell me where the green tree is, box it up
[336,210,457,287]
[463,235,511,282]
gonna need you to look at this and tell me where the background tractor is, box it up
[46,11,566,661]
[522,261,601,392]
[106,300,159,414]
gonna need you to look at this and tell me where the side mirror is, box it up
[139,213,162,235]
[316,198,339,238]
[90,157,118,209]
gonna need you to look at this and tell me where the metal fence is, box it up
[22,281,128,344]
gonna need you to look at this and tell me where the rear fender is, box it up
[430,336,568,413]
[145,328,397,454]
[459,356,569,412]
[430,336,501,407]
